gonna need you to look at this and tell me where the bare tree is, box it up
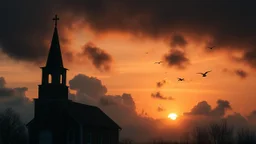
[120,138,134,144]
[0,108,28,144]
[191,126,210,144]
[237,128,256,144]
[208,120,234,144]
[179,132,190,144]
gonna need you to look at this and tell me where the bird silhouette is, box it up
[177,78,185,81]
[154,61,163,64]
[208,46,215,49]
[197,70,212,77]
[145,52,149,54]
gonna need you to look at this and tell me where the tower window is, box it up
[60,74,62,84]
[48,74,52,84]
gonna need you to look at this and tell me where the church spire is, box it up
[45,14,63,68]
[39,15,68,100]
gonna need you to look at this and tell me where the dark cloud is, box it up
[170,34,187,48]
[185,101,211,116]
[222,68,248,79]
[247,110,256,125]
[211,100,232,117]
[234,69,248,79]
[184,100,232,117]
[69,74,157,141]
[3,0,256,69]
[69,74,107,98]
[151,92,174,100]
[226,113,248,129]
[0,77,33,123]
[163,49,190,69]
[80,43,112,72]
[156,80,166,88]
[99,96,117,106]
[99,93,136,111]
[2,72,256,141]
[157,106,165,112]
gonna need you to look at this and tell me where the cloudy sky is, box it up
[1,0,256,141]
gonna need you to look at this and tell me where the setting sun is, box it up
[168,113,178,120]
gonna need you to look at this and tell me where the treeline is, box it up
[0,108,255,144]
[0,108,28,144]
[120,120,256,144]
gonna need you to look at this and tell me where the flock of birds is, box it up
[150,46,216,82]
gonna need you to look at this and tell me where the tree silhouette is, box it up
[120,138,134,144]
[191,126,210,144]
[208,120,234,144]
[237,128,256,144]
[0,108,28,144]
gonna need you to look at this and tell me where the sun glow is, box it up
[168,113,178,120]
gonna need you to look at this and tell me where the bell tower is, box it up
[38,14,68,100]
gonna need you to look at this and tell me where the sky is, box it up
[1,0,256,142]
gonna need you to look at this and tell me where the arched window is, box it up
[48,74,52,84]
[39,130,52,144]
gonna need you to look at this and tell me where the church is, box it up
[26,15,122,144]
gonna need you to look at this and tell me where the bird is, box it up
[208,46,215,49]
[154,61,163,64]
[145,52,149,54]
[197,70,212,77]
[178,78,185,81]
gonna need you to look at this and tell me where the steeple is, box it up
[38,14,68,100]
[46,15,63,68]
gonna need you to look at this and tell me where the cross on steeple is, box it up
[52,14,59,27]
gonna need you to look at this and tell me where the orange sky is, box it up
[1,27,255,119]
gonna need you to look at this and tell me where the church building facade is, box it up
[26,15,121,144]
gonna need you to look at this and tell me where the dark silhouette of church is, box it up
[26,15,121,144]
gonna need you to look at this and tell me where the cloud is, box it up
[234,69,248,79]
[163,49,190,69]
[222,68,249,79]
[156,80,166,88]
[184,100,232,117]
[151,91,174,100]
[157,106,165,112]
[69,74,158,141]
[2,73,256,142]
[69,74,107,98]
[2,0,256,69]
[211,100,232,117]
[184,101,211,116]
[0,77,33,123]
[80,43,113,72]
[247,111,256,125]
[170,34,187,49]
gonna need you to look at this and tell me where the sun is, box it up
[168,113,178,120]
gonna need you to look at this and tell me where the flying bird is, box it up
[178,78,185,81]
[197,70,212,77]
[208,46,215,49]
[154,61,163,64]
[145,52,149,54]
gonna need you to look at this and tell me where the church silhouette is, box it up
[26,15,121,144]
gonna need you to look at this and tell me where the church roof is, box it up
[45,26,64,69]
[69,102,121,129]
[26,101,122,130]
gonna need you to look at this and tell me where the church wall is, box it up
[81,126,119,144]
